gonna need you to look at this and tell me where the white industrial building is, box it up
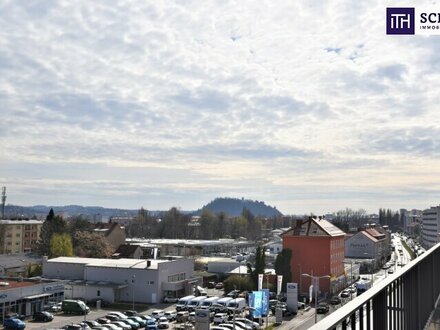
[42,256,201,304]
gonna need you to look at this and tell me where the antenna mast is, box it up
[1,187,6,219]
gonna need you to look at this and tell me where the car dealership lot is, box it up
[25,303,177,330]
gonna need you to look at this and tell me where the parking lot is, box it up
[21,286,330,330]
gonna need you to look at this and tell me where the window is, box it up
[16,233,20,237]
[97,290,100,297]
[148,281,154,285]
[168,273,186,282]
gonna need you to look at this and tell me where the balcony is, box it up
[310,242,440,330]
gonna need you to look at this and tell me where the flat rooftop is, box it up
[47,257,173,270]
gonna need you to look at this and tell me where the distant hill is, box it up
[4,204,138,219]
[196,197,282,217]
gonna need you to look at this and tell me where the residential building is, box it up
[401,208,422,235]
[112,244,143,259]
[42,256,201,303]
[422,206,440,249]
[282,217,346,296]
[345,231,381,271]
[0,220,43,254]
[93,223,126,250]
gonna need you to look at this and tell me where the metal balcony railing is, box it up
[309,242,440,330]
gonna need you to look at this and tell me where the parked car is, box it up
[157,317,169,329]
[213,313,229,324]
[207,282,216,289]
[215,282,224,290]
[270,302,290,316]
[164,311,177,321]
[51,302,63,312]
[176,311,189,323]
[84,320,102,328]
[226,290,240,298]
[128,316,146,327]
[96,317,112,324]
[340,290,351,298]
[330,296,342,305]
[235,318,261,329]
[151,310,165,320]
[108,312,128,319]
[102,323,123,330]
[3,318,26,330]
[388,269,394,274]
[111,321,131,330]
[316,303,330,314]
[62,325,83,330]
[119,318,140,329]
[188,312,196,323]
[146,319,158,330]
[33,311,54,322]
[163,296,179,303]
[105,315,120,322]
[124,311,139,317]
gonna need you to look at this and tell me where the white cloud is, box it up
[1,0,440,214]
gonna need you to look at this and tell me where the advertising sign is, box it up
[249,291,263,318]
[262,289,269,316]
[277,275,283,295]
[258,274,264,291]
[286,282,298,314]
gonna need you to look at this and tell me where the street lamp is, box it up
[132,275,136,311]
[301,273,330,323]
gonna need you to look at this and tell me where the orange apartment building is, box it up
[282,216,346,297]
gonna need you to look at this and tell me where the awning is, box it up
[24,293,51,300]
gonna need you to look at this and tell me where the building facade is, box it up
[42,256,201,304]
[0,278,64,320]
[282,217,346,297]
[0,220,43,254]
[422,206,440,249]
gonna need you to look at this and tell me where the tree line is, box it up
[37,209,114,258]
[126,207,300,240]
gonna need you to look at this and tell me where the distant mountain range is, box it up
[4,204,138,219]
[4,197,283,219]
[195,197,283,217]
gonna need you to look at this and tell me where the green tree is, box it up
[274,248,292,292]
[26,263,42,277]
[224,275,254,293]
[73,231,114,258]
[37,209,68,256]
[50,233,74,258]
[247,245,266,290]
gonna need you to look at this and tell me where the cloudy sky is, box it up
[1,0,439,215]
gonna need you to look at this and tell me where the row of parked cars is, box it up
[62,310,174,330]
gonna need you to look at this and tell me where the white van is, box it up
[186,296,207,312]
[176,295,195,311]
[227,298,247,313]
[215,297,234,313]
[200,296,220,309]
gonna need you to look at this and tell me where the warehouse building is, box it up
[42,256,201,304]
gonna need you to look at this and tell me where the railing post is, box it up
[373,289,387,329]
